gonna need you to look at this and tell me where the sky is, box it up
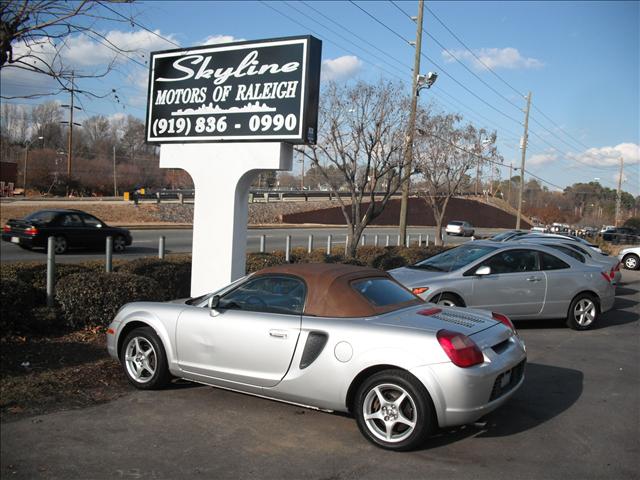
[2,0,639,195]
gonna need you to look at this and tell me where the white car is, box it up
[618,246,640,270]
[445,221,474,237]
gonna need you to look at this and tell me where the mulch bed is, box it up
[0,329,133,422]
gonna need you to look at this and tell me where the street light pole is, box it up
[398,0,424,246]
[516,92,532,229]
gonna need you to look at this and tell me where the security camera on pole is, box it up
[146,36,322,296]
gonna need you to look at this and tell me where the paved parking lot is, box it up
[2,271,638,479]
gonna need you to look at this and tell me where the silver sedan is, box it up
[390,241,615,330]
[107,263,526,451]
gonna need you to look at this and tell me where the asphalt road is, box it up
[0,226,505,263]
[1,271,638,479]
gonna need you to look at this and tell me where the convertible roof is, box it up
[254,263,423,318]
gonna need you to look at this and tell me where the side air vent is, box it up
[299,332,328,369]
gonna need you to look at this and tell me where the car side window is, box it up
[544,245,585,263]
[61,213,83,227]
[218,275,306,315]
[539,252,570,270]
[82,214,102,227]
[480,249,539,274]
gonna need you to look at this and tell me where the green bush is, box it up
[117,257,191,300]
[56,272,163,329]
[245,252,287,273]
[0,279,44,334]
[0,262,95,295]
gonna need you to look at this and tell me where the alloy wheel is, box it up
[362,383,417,443]
[124,336,157,383]
[573,298,596,327]
[53,237,67,254]
[113,236,126,252]
[625,256,638,270]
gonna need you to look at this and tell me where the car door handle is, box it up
[526,277,541,282]
[269,330,288,339]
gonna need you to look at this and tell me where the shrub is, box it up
[246,252,287,273]
[0,262,94,295]
[117,257,191,300]
[56,272,163,329]
[354,246,388,267]
[0,279,44,334]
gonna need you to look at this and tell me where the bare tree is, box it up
[1,1,132,99]
[298,80,410,257]
[414,113,501,245]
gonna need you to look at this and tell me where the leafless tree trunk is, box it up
[298,81,411,257]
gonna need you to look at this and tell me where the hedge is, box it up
[0,279,44,334]
[116,257,191,300]
[55,272,164,329]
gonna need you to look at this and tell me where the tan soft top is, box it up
[253,263,423,318]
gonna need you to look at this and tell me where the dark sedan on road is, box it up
[2,209,132,254]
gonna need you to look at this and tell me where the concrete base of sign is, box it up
[159,142,293,296]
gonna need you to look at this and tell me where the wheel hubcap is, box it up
[114,237,125,251]
[626,257,638,269]
[438,299,456,307]
[54,238,66,253]
[574,299,596,326]
[363,383,417,443]
[124,337,157,383]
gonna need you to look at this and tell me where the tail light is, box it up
[2,225,10,233]
[492,312,516,333]
[437,329,484,368]
[24,226,38,236]
[417,307,442,316]
[412,287,429,295]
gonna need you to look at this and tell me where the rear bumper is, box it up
[411,337,527,428]
[1,233,39,248]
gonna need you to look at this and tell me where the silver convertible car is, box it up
[390,241,616,330]
[107,264,526,450]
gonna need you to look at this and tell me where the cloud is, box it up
[569,143,640,167]
[442,47,544,70]
[200,34,244,45]
[529,151,558,166]
[321,55,363,81]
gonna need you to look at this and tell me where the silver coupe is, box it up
[107,264,526,451]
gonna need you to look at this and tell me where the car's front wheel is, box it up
[354,369,435,451]
[121,327,171,389]
[566,293,599,330]
[623,254,639,270]
[434,293,464,307]
[53,236,67,254]
[113,235,127,253]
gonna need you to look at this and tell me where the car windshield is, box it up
[352,278,417,307]
[410,244,498,272]
[24,211,57,223]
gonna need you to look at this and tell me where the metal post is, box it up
[418,234,422,246]
[46,236,55,307]
[105,236,113,272]
[308,234,313,253]
[426,234,430,246]
[374,234,379,247]
[397,234,401,246]
[361,234,366,246]
[327,234,332,255]
[406,234,411,247]
[179,192,184,204]
[159,235,165,259]
[386,234,390,247]
[156,192,161,204]
[285,235,291,262]
[113,145,118,197]
[345,235,349,251]
[259,235,266,253]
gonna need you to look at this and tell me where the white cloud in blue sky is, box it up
[321,55,363,81]
[442,47,544,70]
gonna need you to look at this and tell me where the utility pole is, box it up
[615,157,624,226]
[516,92,532,229]
[508,162,513,205]
[67,71,74,179]
[113,145,118,197]
[398,0,424,245]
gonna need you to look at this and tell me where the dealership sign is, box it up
[146,36,321,144]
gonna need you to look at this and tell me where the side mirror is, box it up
[475,266,491,276]
[209,295,220,309]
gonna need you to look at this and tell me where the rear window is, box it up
[24,211,58,223]
[352,278,417,307]
[448,221,463,226]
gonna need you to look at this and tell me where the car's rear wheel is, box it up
[623,254,639,270]
[566,293,599,330]
[113,235,127,253]
[434,293,464,307]
[53,236,67,254]
[121,327,170,390]
[354,369,435,451]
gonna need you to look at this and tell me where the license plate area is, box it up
[11,237,19,244]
